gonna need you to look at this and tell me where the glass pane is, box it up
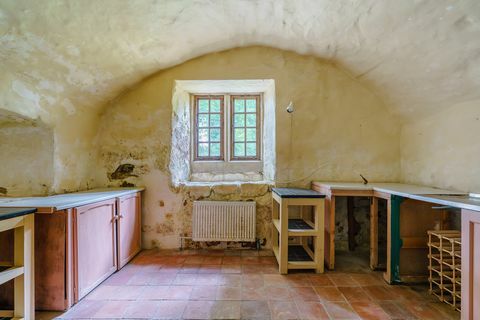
[234,128,245,142]
[234,114,245,127]
[210,113,220,127]
[198,99,209,113]
[198,128,209,142]
[210,99,221,113]
[246,99,256,112]
[246,113,256,127]
[234,143,245,157]
[210,143,220,157]
[246,143,257,157]
[246,128,256,142]
[210,128,220,142]
[234,99,245,113]
[198,143,209,157]
[198,114,209,127]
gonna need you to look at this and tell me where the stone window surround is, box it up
[170,80,275,186]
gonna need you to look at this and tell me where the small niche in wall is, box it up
[0,109,54,196]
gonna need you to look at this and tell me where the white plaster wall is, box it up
[94,47,401,249]
[400,99,480,193]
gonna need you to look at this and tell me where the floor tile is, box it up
[123,300,159,318]
[155,300,187,319]
[363,285,395,301]
[377,300,418,319]
[327,273,356,287]
[323,301,360,319]
[211,300,241,319]
[338,286,372,302]
[173,273,198,285]
[182,300,214,319]
[218,274,242,287]
[265,286,292,301]
[350,301,391,320]
[92,300,131,318]
[290,286,320,301]
[190,285,217,300]
[309,274,335,286]
[216,286,242,300]
[314,286,346,302]
[241,300,271,319]
[295,300,329,320]
[269,301,299,320]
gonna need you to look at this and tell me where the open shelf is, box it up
[273,218,318,236]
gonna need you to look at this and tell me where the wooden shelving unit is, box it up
[428,230,461,312]
[272,188,325,274]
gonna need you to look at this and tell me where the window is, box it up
[231,95,260,160]
[193,93,261,162]
[193,95,224,160]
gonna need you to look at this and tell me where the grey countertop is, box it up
[314,182,479,212]
[0,187,144,213]
[0,207,37,221]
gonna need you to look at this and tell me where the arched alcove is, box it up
[0,109,54,196]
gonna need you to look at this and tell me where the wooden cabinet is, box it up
[1,190,143,311]
[116,193,141,269]
[461,209,480,320]
[73,199,117,301]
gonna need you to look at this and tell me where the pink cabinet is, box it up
[116,193,142,269]
[461,209,480,320]
[73,199,118,301]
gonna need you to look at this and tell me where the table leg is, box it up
[370,197,378,270]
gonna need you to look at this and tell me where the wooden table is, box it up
[0,207,36,320]
[311,182,465,284]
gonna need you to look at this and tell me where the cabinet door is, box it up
[74,199,117,301]
[461,209,480,320]
[117,193,141,268]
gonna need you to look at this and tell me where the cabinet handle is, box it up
[118,215,124,219]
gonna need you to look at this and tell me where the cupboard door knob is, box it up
[118,215,124,219]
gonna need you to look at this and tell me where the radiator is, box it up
[192,201,256,242]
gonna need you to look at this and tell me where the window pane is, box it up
[210,99,221,112]
[198,99,209,113]
[198,114,209,127]
[246,143,257,157]
[234,128,245,142]
[210,143,220,157]
[246,128,256,141]
[210,113,220,127]
[198,143,209,157]
[234,99,245,113]
[246,99,256,112]
[234,114,245,127]
[210,128,220,142]
[234,143,245,157]
[198,128,209,142]
[246,113,256,127]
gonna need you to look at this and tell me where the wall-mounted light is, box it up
[286,101,294,113]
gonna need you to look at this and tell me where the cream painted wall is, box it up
[0,120,53,196]
[95,47,401,248]
[400,99,480,193]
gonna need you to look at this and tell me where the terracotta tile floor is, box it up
[37,249,460,320]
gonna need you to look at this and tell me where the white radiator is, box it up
[192,201,256,242]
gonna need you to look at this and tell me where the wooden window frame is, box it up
[230,94,261,161]
[193,95,225,161]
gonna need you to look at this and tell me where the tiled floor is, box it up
[38,249,460,320]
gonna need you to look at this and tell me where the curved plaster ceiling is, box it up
[1,0,479,122]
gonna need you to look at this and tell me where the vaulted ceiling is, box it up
[1,0,479,122]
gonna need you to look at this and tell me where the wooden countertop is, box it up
[0,188,144,213]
